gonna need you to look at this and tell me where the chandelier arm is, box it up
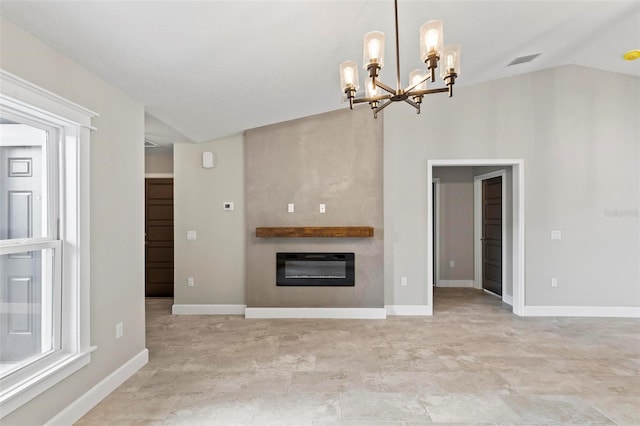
[403,98,420,110]
[373,99,395,116]
[409,87,450,97]
[404,76,430,94]
[393,0,401,92]
[353,94,393,104]
[374,80,396,95]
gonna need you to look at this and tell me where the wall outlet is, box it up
[187,277,194,287]
[116,322,123,339]
[551,277,558,287]
[187,230,197,240]
[320,203,326,213]
[449,260,455,268]
[401,277,408,286]
[288,203,294,213]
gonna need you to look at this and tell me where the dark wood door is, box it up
[145,178,174,297]
[482,176,502,296]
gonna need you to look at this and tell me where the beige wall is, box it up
[1,17,146,425]
[173,135,245,305]
[384,65,639,308]
[244,107,384,308]
[145,147,173,174]
[433,167,475,281]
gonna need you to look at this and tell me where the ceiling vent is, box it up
[144,138,160,148]
[508,53,542,66]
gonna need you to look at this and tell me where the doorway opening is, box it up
[428,160,525,316]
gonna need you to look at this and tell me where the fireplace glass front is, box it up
[276,253,355,286]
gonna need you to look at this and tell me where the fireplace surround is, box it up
[245,107,383,311]
[276,253,355,286]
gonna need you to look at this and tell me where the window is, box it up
[0,70,97,417]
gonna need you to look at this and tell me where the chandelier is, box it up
[339,0,460,118]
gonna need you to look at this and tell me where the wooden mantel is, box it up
[255,226,374,238]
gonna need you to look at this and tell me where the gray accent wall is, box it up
[384,65,639,308]
[1,16,146,425]
[173,135,246,305]
[244,107,383,308]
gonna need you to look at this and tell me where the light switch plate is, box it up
[187,230,197,240]
[320,204,326,213]
[288,203,294,213]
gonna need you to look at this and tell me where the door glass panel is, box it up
[0,248,55,378]
[0,120,49,240]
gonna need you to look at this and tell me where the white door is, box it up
[0,124,47,366]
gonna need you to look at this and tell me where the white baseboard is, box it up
[523,306,640,318]
[503,294,513,306]
[172,304,246,315]
[46,349,148,426]
[244,307,386,319]
[437,280,475,288]
[385,305,433,316]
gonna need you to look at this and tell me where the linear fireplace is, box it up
[276,253,355,286]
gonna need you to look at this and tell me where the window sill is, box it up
[0,346,97,418]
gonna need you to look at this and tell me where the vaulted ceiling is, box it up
[1,1,638,145]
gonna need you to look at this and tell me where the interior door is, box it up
[145,178,174,297]
[482,176,502,295]
[0,143,43,361]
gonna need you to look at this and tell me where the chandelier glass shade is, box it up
[339,0,460,118]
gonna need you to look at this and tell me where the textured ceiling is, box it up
[1,1,639,144]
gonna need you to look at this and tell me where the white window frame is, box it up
[0,70,97,418]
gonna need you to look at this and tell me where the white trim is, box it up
[1,347,96,418]
[427,159,525,316]
[385,305,432,316]
[503,294,513,306]
[473,169,507,297]
[432,178,440,287]
[144,173,173,178]
[437,280,475,288]
[244,307,386,319]
[0,69,95,417]
[172,304,246,315]
[523,306,640,318]
[513,162,526,316]
[45,349,148,426]
[0,70,98,125]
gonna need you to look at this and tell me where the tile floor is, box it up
[77,288,640,425]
